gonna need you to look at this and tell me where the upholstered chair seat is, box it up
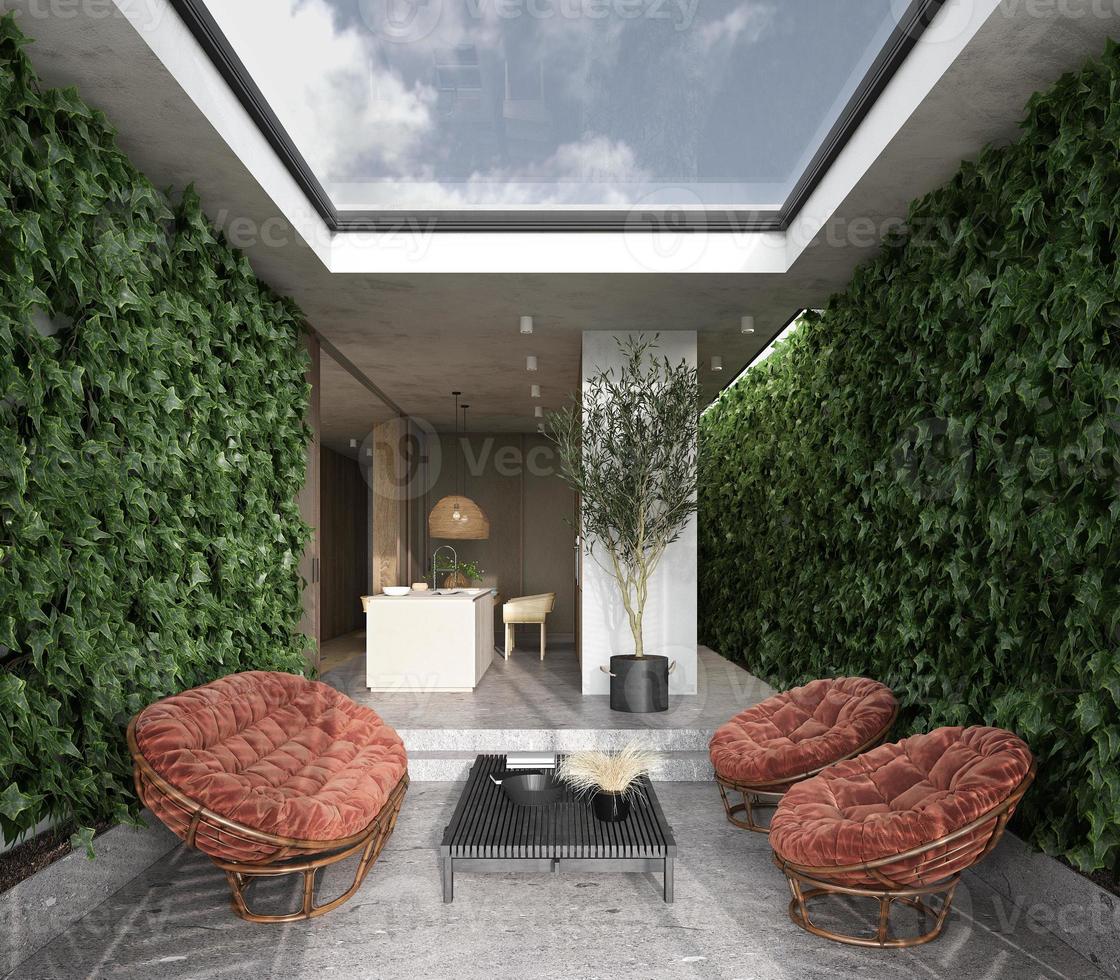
[709,677,898,832]
[769,725,1035,947]
[129,671,409,922]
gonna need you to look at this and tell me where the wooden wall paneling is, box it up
[372,418,403,593]
[320,446,369,641]
[521,434,577,641]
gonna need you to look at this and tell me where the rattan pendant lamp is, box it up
[428,392,490,540]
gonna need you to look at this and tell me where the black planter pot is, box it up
[592,790,631,823]
[608,655,670,713]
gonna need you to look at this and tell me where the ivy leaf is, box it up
[0,782,40,821]
[0,13,312,855]
[69,826,97,860]
[1074,694,1105,732]
[697,38,1120,876]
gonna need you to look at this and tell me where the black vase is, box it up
[592,790,631,823]
[609,655,670,713]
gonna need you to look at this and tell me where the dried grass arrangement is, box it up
[558,742,657,799]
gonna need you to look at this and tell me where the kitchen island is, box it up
[366,589,496,693]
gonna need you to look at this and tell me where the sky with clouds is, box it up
[205,0,899,209]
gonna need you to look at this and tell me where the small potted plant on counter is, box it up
[558,742,657,823]
[434,557,485,589]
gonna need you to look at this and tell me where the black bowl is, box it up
[496,772,565,806]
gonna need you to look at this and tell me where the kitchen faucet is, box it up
[432,544,458,590]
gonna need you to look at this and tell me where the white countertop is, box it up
[368,588,495,602]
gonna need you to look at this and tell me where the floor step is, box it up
[398,728,712,753]
[406,750,713,782]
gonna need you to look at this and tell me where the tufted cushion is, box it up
[709,678,897,788]
[133,671,408,863]
[770,726,1033,886]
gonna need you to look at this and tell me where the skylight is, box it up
[177,0,942,229]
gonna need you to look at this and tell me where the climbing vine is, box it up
[0,15,311,849]
[699,41,1120,873]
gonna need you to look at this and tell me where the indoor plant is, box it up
[546,336,698,712]
[558,743,657,822]
[434,557,484,588]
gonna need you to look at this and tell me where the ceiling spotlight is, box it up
[711,356,724,372]
[534,406,544,418]
[526,355,538,372]
[531,384,541,398]
[349,438,358,449]
[520,315,534,335]
[741,315,756,335]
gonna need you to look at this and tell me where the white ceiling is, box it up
[6,0,1117,453]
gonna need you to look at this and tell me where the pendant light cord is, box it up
[461,405,469,502]
[452,391,461,503]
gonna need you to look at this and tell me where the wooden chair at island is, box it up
[503,593,556,661]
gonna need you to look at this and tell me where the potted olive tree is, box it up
[546,336,698,712]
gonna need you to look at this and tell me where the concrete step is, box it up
[406,750,713,782]
[397,727,713,753]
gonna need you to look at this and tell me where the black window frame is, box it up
[168,0,946,233]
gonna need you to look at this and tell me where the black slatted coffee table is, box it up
[439,754,676,903]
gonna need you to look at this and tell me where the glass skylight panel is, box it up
[197,0,913,215]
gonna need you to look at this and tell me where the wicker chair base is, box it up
[772,760,1035,948]
[715,777,781,834]
[214,775,408,923]
[712,701,899,835]
[780,866,958,948]
[129,710,409,924]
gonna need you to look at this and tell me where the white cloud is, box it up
[209,0,436,180]
[545,135,648,186]
[341,133,652,207]
[696,2,774,52]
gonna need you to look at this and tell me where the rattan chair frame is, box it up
[773,761,1036,948]
[127,715,409,923]
[713,702,899,833]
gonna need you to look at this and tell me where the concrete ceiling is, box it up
[319,354,399,458]
[5,1,1117,449]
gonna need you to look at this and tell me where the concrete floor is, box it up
[8,782,1103,980]
[8,648,1101,978]
[324,635,774,733]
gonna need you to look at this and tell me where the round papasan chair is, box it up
[128,671,409,923]
[709,677,898,832]
[769,725,1035,948]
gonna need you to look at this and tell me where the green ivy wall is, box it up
[699,43,1120,872]
[0,17,311,847]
